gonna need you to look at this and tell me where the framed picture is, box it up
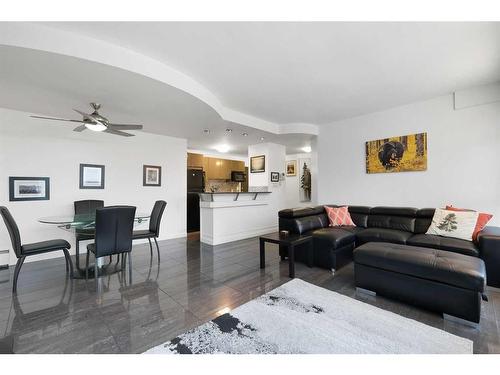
[286,160,297,176]
[250,155,265,173]
[365,132,427,174]
[143,165,162,186]
[9,177,50,201]
[270,172,280,182]
[80,164,105,189]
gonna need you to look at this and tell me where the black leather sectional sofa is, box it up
[279,205,500,324]
[278,205,500,287]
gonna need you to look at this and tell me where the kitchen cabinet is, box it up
[187,153,204,168]
[196,156,246,180]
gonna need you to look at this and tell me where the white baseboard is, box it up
[201,225,278,245]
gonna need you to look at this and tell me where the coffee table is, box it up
[259,232,313,278]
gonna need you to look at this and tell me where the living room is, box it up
[1,0,500,373]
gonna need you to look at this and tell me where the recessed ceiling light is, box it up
[302,146,312,153]
[203,129,211,134]
[225,128,233,133]
[215,144,230,153]
[242,132,248,137]
[260,137,265,141]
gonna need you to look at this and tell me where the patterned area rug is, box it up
[145,279,472,354]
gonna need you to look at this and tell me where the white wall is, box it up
[317,94,500,225]
[0,107,187,265]
[248,142,287,232]
[285,152,318,208]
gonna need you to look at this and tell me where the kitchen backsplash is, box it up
[205,180,242,192]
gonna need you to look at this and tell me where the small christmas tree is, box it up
[437,213,458,232]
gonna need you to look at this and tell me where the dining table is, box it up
[38,212,150,279]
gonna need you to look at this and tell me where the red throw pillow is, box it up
[324,206,355,227]
[446,205,493,241]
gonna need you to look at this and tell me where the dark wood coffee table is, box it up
[259,232,313,278]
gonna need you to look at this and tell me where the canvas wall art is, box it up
[365,132,427,174]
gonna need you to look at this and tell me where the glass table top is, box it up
[38,212,150,231]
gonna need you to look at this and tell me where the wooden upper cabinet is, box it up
[200,156,245,180]
[187,153,204,168]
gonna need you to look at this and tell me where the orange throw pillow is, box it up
[446,205,493,242]
[324,206,355,227]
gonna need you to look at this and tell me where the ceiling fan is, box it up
[30,102,144,137]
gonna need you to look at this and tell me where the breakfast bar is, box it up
[199,192,273,245]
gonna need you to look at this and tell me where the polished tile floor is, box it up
[0,237,499,354]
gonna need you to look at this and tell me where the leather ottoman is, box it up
[353,242,486,326]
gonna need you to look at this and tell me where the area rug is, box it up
[144,279,472,354]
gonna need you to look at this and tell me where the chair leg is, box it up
[94,261,98,291]
[153,238,160,262]
[85,251,90,280]
[128,251,132,283]
[75,240,81,270]
[147,238,153,257]
[63,249,74,278]
[12,256,26,294]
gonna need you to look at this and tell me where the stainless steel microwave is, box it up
[231,171,246,182]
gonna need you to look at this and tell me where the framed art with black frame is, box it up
[79,164,105,189]
[9,177,50,201]
[270,172,280,182]
[250,155,265,173]
[143,165,162,186]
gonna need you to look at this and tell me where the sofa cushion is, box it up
[356,228,413,245]
[407,234,479,257]
[312,228,356,250]
[324,206,355,227]
[279,214,328,235]
[278,206,326,219]
[353,242,486,292]
[336,225,365,234]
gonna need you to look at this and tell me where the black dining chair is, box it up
[74,200,104,265]
[86,206,136,288]
[0,206,73,294]
[132,200,166,261]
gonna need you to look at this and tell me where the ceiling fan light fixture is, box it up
[85,123,107,132]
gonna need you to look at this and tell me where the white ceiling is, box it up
[1,22,499,156]
[0,44,314,155]
[40,22,500,124]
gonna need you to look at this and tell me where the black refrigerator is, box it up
[187,169,205,232]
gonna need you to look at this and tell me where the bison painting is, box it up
[378,141,405,169]
[365,132,427,173]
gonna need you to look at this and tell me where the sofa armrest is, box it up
[477,226,500,288]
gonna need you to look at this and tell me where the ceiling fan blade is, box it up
[73,125,87,132]
[108,124,143,130]
[73,109,91,118]
[30,115,86,123]
[104,128,135,137]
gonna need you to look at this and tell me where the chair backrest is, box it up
[74,200,104,215]
[149,200,167,237]
[94,206,136,257]
[0,206,22,258]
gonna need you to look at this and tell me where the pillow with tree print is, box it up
[426,208,479,241]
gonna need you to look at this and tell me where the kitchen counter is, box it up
[199,191,271,202]
[198,191,274,245]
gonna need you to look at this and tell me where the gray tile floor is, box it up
[0,237,499,354]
